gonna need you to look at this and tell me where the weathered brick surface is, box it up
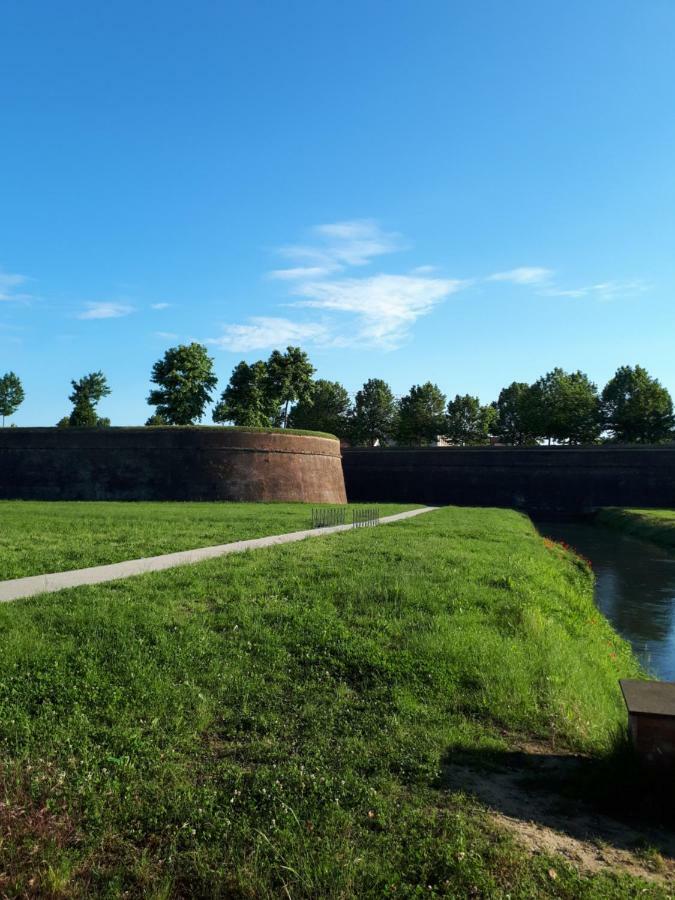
[0,428,347,503]
[342,445,675,516]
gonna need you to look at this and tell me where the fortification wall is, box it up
[342,446,675,517]
[0,428,347,504]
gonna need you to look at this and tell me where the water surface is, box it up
[540,522,675,680]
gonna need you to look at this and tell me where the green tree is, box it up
[68,371,111,427]
[213,360,277,427]
[494,382,537,445]
[147,343,218,425]
[483,402,498,439]
[56,416,70,428]
[527,368,601,444]
[288,379,352,437]
[0,371,25,426]
[145,412,170,426]
[397,382,447,446]
[266,346,315,427]
[445,394,495,445]
[350,378,399,446]
[602,365,674,443]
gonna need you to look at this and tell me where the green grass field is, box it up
[596,507,675,551]
[0,501,416,579]
[0,505,659,897]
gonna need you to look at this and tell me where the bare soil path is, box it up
[442,738,675,884]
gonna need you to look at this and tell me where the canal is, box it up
[540,521,675,680]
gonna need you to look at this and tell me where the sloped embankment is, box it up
[0,506,652,896]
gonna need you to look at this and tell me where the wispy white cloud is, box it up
[539,287,587,298]
[542,279,648,301]
[151,302,171,310]
[77,302,135,320]
[488,266,554,285]
[290,274,465,350]
[0,269,32,302]
[154,330,179,339]
[268,266,336,281]
[487,268,647,301]
[211,220,467,351]
[210,219,650,356]
[271,219,404,280]
[207,317,331,352]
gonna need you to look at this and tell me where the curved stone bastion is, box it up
[0,428,347,503]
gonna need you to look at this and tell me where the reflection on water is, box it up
[540,522,675,680]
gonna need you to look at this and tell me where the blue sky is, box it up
[2,0,675,425]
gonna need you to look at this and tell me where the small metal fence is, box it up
[311,507,347,528]
[351,506,380,528]
[310,507,380,529]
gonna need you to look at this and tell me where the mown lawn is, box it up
[0,507,655,897]
[0,501,415,579]
[596,507,675,552]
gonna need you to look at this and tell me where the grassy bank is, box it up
[0,501,416,579]
[0,506,652,897]
[596,508,675,552]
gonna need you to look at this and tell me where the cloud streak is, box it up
[272,219,405,280]
[0,269,32,303]
[207,317,331,352]
[290,274,465,350]
[488,267,554,285]
[206,220,649,355]
[77,302,135,320]
[207,220,460,352]
[540,279,648,300]
[487,268,647,301]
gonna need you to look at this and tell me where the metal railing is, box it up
[351,506,380,528]
[310,507,380,529]
[311,507,347,528]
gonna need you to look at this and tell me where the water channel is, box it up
[539,522,675,680]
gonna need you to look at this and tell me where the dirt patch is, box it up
[0,766,79,893]
[442,739,675,883]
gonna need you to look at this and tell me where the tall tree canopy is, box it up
[288,379,352,437]
[526,368,601,445]
[147,343,218,425]
[445,394,495,445]
[397,382,447,446]
[213,361,277,427]
[0,371,25,426]
[350,378,398,446]
[494,382,536,445]
[266,346,315,427]
[602,364,674,443]
[68,371,111,427]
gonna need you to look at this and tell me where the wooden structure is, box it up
[620,679,675,765]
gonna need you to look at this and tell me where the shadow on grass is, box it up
[438,736,675,865]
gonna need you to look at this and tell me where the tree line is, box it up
[289,365,675,446]
[1,343,673,445]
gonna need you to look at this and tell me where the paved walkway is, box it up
[0,506,437,603]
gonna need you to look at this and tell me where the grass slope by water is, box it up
[596,508,675,552]
[0,501,416,580]
[0,506,653,897]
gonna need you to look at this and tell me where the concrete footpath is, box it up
[0,506,437,604]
